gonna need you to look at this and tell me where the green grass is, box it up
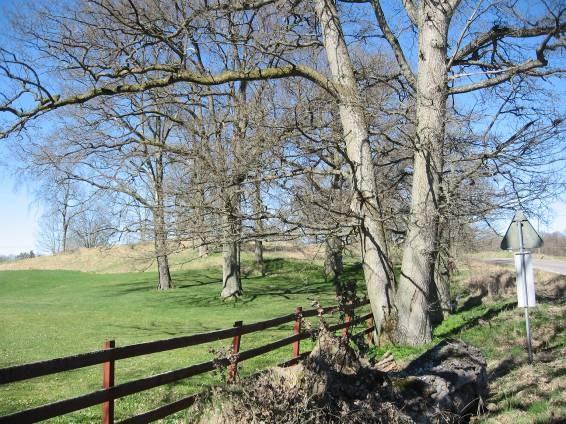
[2,256,563,423]
[0,257,366,423]
[368,290,565,423]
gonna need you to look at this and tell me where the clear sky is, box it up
[0,171,41,255]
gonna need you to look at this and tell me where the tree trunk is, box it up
[156,253,173,290]
[324,235,343,283]
[61,183,71,253]
[198,243,209,258]
[153,141,173,291]
[154,207,173,290]
[221,188,242,298]
[394,3,450,345]
[222,238,241,298]
[62,220,68,253]
[254,240,265,276]
[315,0,394,335]
[195,185,209,258]
[253,181,266,276]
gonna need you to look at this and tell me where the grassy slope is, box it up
[370,266,565,424]
[0,256,365,423]
[1,252,563,423]
[0,242,323,274]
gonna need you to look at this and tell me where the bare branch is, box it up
[450,21,566,65]
[1,64,338,137]
[449,59,547,94]
[370,0,416,88]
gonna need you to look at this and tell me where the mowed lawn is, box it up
[0,257,365,423]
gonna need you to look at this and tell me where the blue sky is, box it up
[0,172,41,255]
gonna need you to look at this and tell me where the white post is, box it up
[517,218,533,363]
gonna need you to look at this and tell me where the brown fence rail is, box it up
[0,300,374,424]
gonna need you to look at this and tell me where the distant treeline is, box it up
[475,231,566,257]
[0,250,37,263]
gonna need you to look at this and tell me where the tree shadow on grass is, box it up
[97,270,221,297]
[173,275,219,289]
[239,261,365,305]
[97,260,355,308]
[434,301,515,338]
[341,262,364,281]
[108,322,197,338]
[239,277,333,304]
[488,357,521,381]
[457,289,488,313]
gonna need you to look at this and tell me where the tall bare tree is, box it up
[1,0,563,343]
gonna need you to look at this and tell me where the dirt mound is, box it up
[190,333,487,423]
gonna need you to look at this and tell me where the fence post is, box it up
[292,306,302,358]
[342,301,353,337]
[366,316,375,346]
[228,321,242,383]
[102,340,115,424]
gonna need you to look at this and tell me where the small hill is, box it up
[0,242,324,273]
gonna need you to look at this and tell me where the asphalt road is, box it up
[484,258,566,275]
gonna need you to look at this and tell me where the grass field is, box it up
[0,254,366,423]
[1,251,564,423]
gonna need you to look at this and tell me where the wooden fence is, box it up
[0,300,374,424]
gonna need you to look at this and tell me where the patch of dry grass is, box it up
[454,262,566,423]
[469,251,566,262]
[0,241,326,274]
[478,307,565,423]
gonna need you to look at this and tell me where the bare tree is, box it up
[365,0,565,344]
[1,0,563,343]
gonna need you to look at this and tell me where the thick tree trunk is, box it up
[434,253,453,315]
[222,238,241,298]
[315,0,394,335]
[153,141,173,291]
[156,253,172,290]
[324,235,343,283]
[221,189,242,298]
[394,4,449,345]
[154,206,173,290]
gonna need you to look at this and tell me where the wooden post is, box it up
[102,340,115,424]
[292,307,302,358]
[366,316,375,346]
[342,301,353,337]
[228,321,242,383]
